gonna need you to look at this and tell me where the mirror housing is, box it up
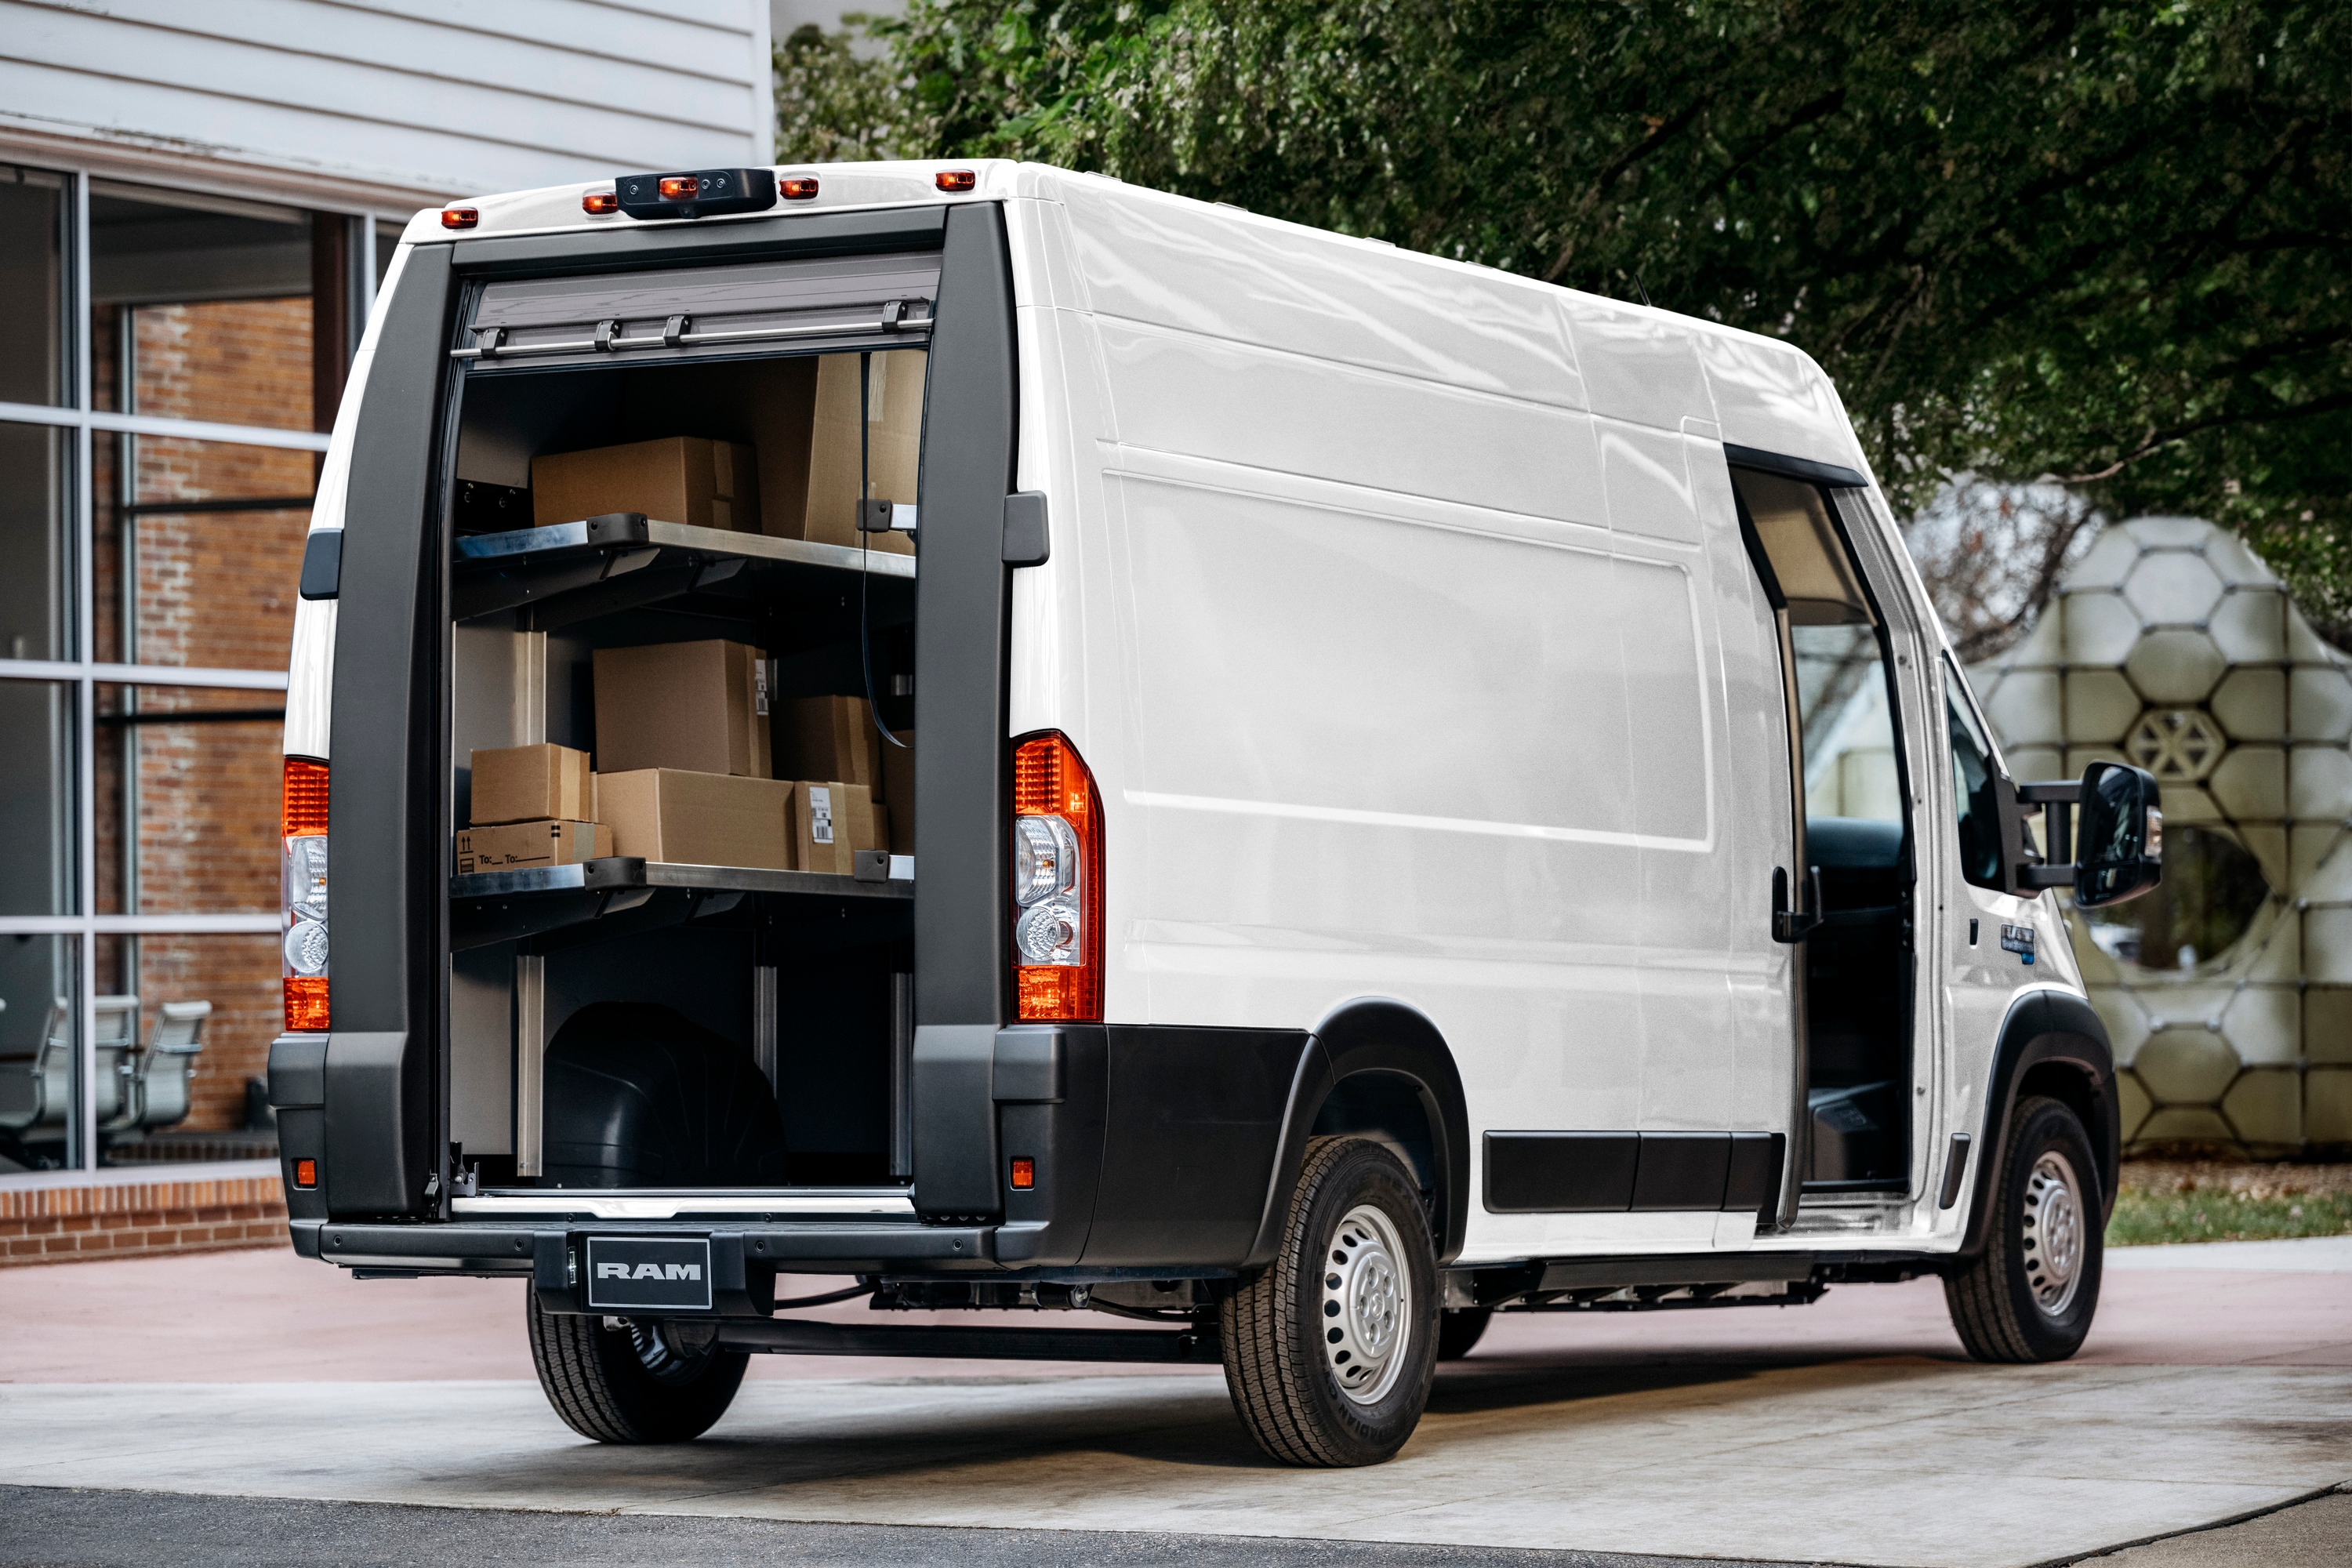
[2002,760,2162,906]
[2073,760,2163,907]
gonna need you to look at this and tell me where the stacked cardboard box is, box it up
[532,437,760,533]
[459,744,612,873]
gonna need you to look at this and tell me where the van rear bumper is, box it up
[295,1216,1051,1314]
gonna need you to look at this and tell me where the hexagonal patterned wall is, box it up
[1969,517,2352,1156]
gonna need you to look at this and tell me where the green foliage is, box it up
[2109,1185,2352,1244]
[774,16,912,162]
[782,2,2352,630]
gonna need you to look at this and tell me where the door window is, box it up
[1943,666,2005,892]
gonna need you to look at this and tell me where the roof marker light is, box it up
[441,207,477,230]
[583,191,619,215]
[659,176,699,200]
[935,169,977,192]
[781,176,820,200]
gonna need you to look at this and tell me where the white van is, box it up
[270,160,2161,1467]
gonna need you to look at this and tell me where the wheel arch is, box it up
[1244,998,1472,1269]
[1958,988,2119,1256]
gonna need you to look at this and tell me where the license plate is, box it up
[584,1237,713,1311]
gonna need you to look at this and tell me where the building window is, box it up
[1,165,394,1174]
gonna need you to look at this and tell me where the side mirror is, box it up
[2005,760,2162,906]
[2073,760,2162,907]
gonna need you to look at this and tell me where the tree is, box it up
[781,2,2352,640]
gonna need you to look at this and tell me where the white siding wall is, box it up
[0,0,773,204]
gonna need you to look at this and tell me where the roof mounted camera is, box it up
[614,169,778,221]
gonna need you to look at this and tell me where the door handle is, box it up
[1772,866,1824,943]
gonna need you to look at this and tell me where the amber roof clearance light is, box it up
[935,169,977,193]
[441,206,478,230]
[780,176,820,200]
[583,191,619,215]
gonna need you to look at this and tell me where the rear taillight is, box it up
[1011,732,1103,1022]
[282,757,329,1032]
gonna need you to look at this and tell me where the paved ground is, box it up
[2,1239,2347,1566]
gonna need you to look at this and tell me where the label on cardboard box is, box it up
[808,785,834,844]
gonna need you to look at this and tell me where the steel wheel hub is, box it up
[1321,1203,1411,1406]
[2021,1150,2085,1316]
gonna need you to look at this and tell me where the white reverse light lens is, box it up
[286,835,328,920]
[283,916,330,977]
[1011,816,1079,907]
[1014,900,1081,965]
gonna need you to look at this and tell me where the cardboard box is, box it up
[532,436,760,533]
[593,640,771,778]
[878,728,914,851]
[470,744,593,826]
[455,820,612,875]
[788,780,880,874]
[764,350,920,554]
[773,695,883,789]
[596,770,792,869]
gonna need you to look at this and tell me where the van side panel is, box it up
[321,241,453,1216]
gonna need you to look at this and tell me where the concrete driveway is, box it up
[2,1240,2347,1566]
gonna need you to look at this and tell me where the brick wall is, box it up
[77,294,318,1150]
[1,1167,287,1266]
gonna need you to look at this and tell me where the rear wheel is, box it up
[1943,1095,2103,1363]
[1220,1136,1439,1466]
[526,1288,748,1443]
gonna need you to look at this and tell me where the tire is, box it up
[1943,1095,2103,1363]
[1220,1136,1439,1466]
[526,1287,749,1443]
[1436,1306,1492,1361]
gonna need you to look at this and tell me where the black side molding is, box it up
[1486,1130,1785,1215]
[298,529,342,600]
[1939,1132,1973,1208]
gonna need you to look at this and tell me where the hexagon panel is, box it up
[2207,746,2286,821]
[2208,587,2287,662]
[2063,591,2143,666]
[2222,1069,2301,1149]
[2210,669,2286,740]
[2065,669,2143,742]
[2291,666,2352,742]
[2125,630,2227,705]
[2133,1029,2241,1104]
[2125,550,2227,624]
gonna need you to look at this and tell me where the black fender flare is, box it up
[1243,998,1472,1269]
[1957,988,2119,1256]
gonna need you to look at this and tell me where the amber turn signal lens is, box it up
[1009,1156,1036,1189]
[659,176,699,200]
[282,757,328,837]
[441,207,477,230]
[293,1158,318,1189]
[284,976,329,1033]
[935,169,977,192]
[780,176,820,200]
[582,191,619,215]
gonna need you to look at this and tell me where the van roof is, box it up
[405,159,1871,488]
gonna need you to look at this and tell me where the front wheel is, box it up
[1943,1095,2103,1363]
[1220,1136,1439,1466]
[526,1288,748,1443]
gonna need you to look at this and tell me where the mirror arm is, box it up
[2013,779,2082,890]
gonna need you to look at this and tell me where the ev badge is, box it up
[1999,923,2037,966]
[584,1237,713,1311]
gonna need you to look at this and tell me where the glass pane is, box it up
[96,931,280,1167]
[1944,674,2005,892]
[0,935,80,1173]
[0,162,69,408]
[93,434,313,669]
[0,420,72,662]
[1795,622,1901,823]
[96,684,283,917]
[0,678,75,916]
[90,181,315,431]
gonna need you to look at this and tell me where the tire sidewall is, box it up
[1998,1098,2103,1359]
[1288,1142,1440,1462]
